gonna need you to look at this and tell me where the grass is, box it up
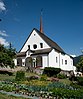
[59,78,71,85]
[0,92,31,99]
[0,74,15,81]
[25,72,38,77]
[0,73,71,85]
[22,80,51,86]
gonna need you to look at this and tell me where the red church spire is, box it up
[40,9,43,33]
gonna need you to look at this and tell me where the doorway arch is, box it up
[17,58,22,66]
[36,56,42,67]
[25,57,33,71]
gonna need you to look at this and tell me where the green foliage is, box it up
[0,80,83,98]
[15,71,25,81]
[43,67,61,77]
[51,88,83,98]
[77,77,83,86]
[70,82,83,89]
[40,75,47,81]
[2,85,14,92]
[76,56,83,73]
[0,44,16,68]
[57,73,67,79]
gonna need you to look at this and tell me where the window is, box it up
[56,57,58,63]
[65,60,67,65]
[40,43,43,48]
[28,45,30,49]
[33,44,37,49]
[22,62,25,65]
[62,59,63,65]
[71,61,72,65]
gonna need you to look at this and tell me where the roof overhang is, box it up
[16,52,26,57]
[31,48,52,56]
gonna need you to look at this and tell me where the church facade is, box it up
[14,28,75,72]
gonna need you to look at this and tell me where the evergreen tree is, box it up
[0,44,16,68]
[76,56,83,73]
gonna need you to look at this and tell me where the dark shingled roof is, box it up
[31,48,52,55]
[17,52,26,57]
[35,28,65,53]
[19,28,65,54]
[17,48,52,57]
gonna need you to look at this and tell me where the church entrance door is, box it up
[36,56,42,68]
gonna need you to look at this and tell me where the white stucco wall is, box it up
[59,53,73,71]
[48,49,74,71]
[42,54,48,68]
[49,49,60,68]
[20,30,50,52]
[13,59,17,66]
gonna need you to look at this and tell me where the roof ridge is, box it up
[34,28,65,53]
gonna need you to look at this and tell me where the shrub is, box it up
[77,77,83,86]
[57,73,67,79]
[15,71,25,81]
[40,75,47,81]
[43,67,61,77]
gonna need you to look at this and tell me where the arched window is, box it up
[17,58,22,66]
[33,44,37,49]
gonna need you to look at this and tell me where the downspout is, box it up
[47,54,49,67]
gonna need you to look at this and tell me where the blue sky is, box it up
[0,0,83,56]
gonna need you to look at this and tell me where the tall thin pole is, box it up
[40,9,43,33]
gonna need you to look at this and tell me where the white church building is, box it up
[14,27,75,73]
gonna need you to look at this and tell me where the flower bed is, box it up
[0,81,83,98]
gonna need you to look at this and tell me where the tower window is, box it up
[33,44,37,49]
[40,43,43,48]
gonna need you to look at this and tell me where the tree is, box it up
[76,56,83,73]
[0,44,16,68]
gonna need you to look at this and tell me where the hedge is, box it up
[15,71,25,81]
[43,67,61,77]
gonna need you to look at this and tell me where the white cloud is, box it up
[0,0,6,11]
[0,30,8,37]
[0,37,9,46]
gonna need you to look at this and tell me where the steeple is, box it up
[40,9,43,33]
